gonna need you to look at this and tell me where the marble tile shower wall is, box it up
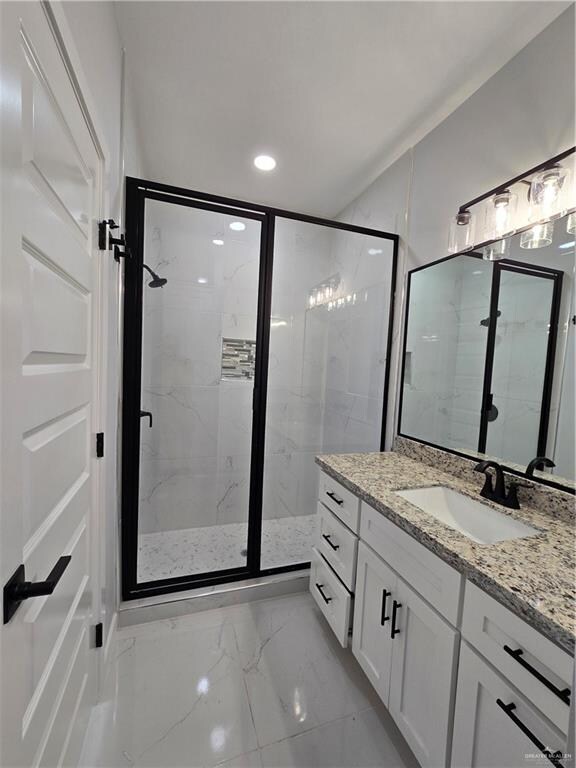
[263,219,394,524]
[139,207,259,534]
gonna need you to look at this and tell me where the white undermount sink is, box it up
[395,486,539,544]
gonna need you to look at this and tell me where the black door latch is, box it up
[3,556,71,624]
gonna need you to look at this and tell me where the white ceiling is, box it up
[114,1,567,217]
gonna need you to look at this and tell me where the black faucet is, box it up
[474,460,523,509]
[526,456,555,477]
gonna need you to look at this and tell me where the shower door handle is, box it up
[140,410,153,428]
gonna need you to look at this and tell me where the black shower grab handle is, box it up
[140,410,153,428]
[325,490,344,506]
[503,645,571,705]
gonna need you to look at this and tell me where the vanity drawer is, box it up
[309,547,352,647]
[462,581,573,734]
[360,502,463,625]
[316,502,358,592]
[319,470,361,533]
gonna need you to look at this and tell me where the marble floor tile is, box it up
[81,594,417,768]
[137,515,316,582]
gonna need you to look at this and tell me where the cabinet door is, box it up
[352,542,396,704]
[389,578,459,768]
[452,643,567,768]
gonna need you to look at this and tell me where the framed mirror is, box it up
[398,211,575,489]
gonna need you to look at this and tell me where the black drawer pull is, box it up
[322,533,340,551]
[381,589,391,625]
[315,583,333,604]
[4,556,72,623]
[496,699,564,767]
[391,600,402,637]
[326,491,344,506]
[503,645,571,705]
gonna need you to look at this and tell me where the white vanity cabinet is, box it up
[452,643,568,768]
[309,471,361,647]
[353,540,459,768]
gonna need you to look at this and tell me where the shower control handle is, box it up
[140,410,153,428]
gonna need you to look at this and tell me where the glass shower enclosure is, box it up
[121,177,398,600]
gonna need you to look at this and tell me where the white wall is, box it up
[339,6,575,456]
[60,0,145,652]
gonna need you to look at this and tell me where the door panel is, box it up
[1,3,103,765]
[389,578,458,768]
[352,542,396,704]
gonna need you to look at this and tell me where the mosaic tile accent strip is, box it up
[221,337,256,380]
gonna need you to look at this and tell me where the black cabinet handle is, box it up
[140,410,153,428]
[381,589,391,625]
[496,699,564,767]
[322,533,340,551]
[391,600,402,637]
[3,556,72,624]
[315,583,333,604]
[326,490,344,506]
[503,646,571,705]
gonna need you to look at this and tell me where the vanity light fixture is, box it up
[229,221,246,231]
[448,210,475,254]
[212,238,224,246]
[520,221,554,250]
[254,154,277,171]
[483,239,508,261]
[448,146,575,257]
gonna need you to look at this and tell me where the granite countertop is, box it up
[316,451,575,654]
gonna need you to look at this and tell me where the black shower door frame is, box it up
[121,176,399,601]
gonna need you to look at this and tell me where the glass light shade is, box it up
[484,191,517,239]
[483,239,508,261]
[567,212,576,235]
[529,167,568,220]
[448,210,475,254]
[520,221,554,250]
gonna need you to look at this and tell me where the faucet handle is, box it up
[504,480,530,510]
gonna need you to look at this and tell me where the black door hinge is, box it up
[94,622,103,648]
[98,219,130,261]
[96,432,104,458]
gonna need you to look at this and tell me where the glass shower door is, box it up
[135,196,264,584]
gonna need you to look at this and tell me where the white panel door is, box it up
[0,2,105,766]
[388,578,459,768]
[352,542,397,704]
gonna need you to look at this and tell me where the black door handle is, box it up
[322,533,340,551]
[391,600,402,637]
[3,556,72,624]
[140,410,153,428]
[496,699,564,767]
[315,583,333,604]
[381,589,391,625]
[326,490,343,506]
[503,645,571,705]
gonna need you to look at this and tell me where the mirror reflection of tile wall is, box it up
[399,212,575,484]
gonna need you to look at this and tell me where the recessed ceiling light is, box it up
[559,240,575,249]
[368,248,383,255]
[197,277,208,284]
[254,155,276,171]
[229,221,246,231]
[472,270,483,275]
[212,239,224,246]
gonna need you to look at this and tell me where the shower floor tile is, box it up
[137,515,317,582]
